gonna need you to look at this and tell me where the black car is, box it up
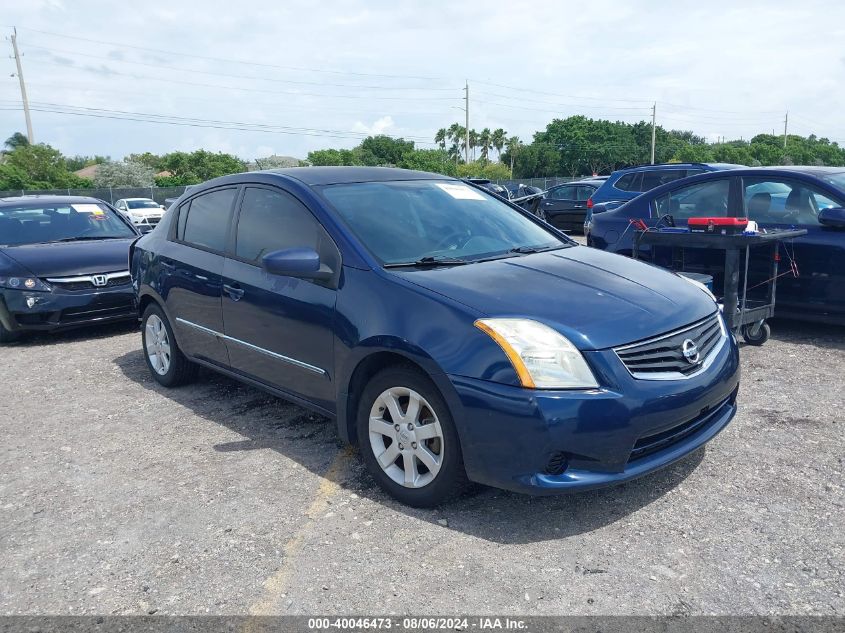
[0,196,139,342]
[540,178,606,233]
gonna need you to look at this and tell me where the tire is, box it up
[356,366,470,507]
[0,321,22,344]
[742,321,770,346]
[141,303,198,387]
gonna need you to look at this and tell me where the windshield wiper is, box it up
[508,244,567,254]
[384,255,469,269]
[51,236,125,242]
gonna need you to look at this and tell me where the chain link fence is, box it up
[0,186,190,205]
[492,177,576,190]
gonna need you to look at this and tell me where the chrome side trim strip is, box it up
[175,317,326,376]
[47,271,131,284]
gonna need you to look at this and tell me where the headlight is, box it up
[0,276,51,292]
[475,318,598,389]
[677,273,717,303]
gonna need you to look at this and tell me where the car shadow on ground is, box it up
[766,317,844,351]
[5,320,138,348]
[113,347,706,545]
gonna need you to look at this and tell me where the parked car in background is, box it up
[508,183,544,200]
[588,163,743,213]
[115,198,166,232]
[164,185,199,209]
[463,178,509,199]
[587,166,845,325]
[131,167,738,507]
[541,178,605,233]
[0,196,139,343]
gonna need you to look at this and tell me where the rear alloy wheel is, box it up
[357,367,469,507]
[141,304,198,387]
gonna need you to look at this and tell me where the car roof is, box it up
[612,162,742,175]
[264,166,453,186]
[554,178,605,186]
[0,195,105,206]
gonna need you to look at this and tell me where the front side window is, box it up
[743,178,839,225]
[177,188,236,251]
[0,202,135,247]
[654,179,730,220]
[549,186,575,200]
[320,180,568,265]
[235,187,334,264]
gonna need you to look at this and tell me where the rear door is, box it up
[542,185,581,230]
[161,187,238,367]
[221,185,340,410]
[741,175,845,319]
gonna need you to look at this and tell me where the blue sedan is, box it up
[131,167,739,507]
[587,167,845,325]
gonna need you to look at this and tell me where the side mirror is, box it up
[818,207,845,228]
[262,247,332,280]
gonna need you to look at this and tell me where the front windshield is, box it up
[127,199,160,209]
[0,203,136,246]
[320,180,568,265]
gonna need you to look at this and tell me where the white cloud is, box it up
[352,115,395,136]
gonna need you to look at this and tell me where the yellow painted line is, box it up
[248,446,354,617]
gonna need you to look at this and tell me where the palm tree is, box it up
[434,128,447,150]
[505,136,522,177]
[492,128,506,161]
[3,132,29,151]
[447,123,465,163]
[479,128,492,161]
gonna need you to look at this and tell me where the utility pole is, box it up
[650,102,656,164]
[10,28,34,144]
[783,111,788,149]
[464,81,470,164]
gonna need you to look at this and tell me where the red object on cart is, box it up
[688,216,748,235]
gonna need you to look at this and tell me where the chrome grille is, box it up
[615,313,725,379]
[46,271,131,292]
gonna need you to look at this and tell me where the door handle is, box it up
[160,261,175,269]
[223,283,244,301]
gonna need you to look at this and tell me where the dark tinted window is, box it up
[548,186,575,200]
[179,188,236,251]
[576,185,596,200]
[615,173,641,192]
[641,169,687,190]
[236,187,326,262]
[654,179,730,220]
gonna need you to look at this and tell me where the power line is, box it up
[23,43,461,92]
[17,26,448,82]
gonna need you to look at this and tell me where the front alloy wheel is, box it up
[368,387,444,489]
[140,303,198,387]
[357,367,470,507]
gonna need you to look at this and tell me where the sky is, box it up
[2,0,844,161]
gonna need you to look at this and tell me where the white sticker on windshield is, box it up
[436,183,485,200]
[71,204,105,215]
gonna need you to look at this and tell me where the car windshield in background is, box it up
[320,180,568,265]
[127,200,160,209]
[0,203,136,246]
[819,171,845,191]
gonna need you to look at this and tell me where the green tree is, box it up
[478,128,492,160]
[0,143,85,189]
[491,128,506,161]
[434,128,447,150]
[398,149,457,176]
[93,160,155,187]
[159,150,245,184]
[357,135,414,166]
[3,132,30,151]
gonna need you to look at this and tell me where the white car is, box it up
[114,198,166,229]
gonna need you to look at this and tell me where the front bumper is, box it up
[0,285,137,333]
[448,332,740,494]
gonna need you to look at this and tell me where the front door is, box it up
[221,185,339,411]
[162,187,238,367]
[741,176,845,320]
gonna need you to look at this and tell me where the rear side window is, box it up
[549,186,575,200]
[235,187,338,269]
[614,173,641,192]
[641,170,687,190]
[177,188,237,251]
[576,185,595,200]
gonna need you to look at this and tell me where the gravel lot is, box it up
[1,316,843,616]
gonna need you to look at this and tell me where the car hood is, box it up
[393,246,717,350]
[1,239,135,278]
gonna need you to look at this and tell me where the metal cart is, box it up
[632,228,807,345]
